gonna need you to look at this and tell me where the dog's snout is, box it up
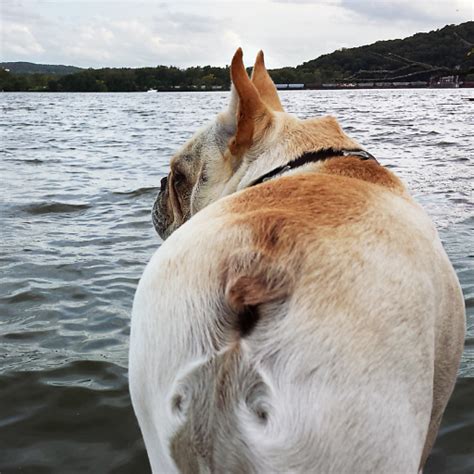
[160,176,168,191]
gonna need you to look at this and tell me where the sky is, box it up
[1,0,472,69]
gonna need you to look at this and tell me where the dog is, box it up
[129,49,465,473]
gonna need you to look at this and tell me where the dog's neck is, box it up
[246,148,377,188]
[221,147,405,197]
[219,114,406,199]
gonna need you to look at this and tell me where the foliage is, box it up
[298,22,474,82]
[0,61,82,75]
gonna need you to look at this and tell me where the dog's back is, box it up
[130,166,465,473]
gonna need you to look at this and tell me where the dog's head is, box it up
[153,49,359,239]
[152,87,240,239]
[152,50,284,239]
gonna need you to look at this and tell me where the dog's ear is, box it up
[218,84,239,136]
[228,48,273,158]
[251,51,283,112]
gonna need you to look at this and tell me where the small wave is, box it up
[10,158,45,164]
[113,186,158,197]
[1,289,47,304]
[3,330,51,341]
[21,201,91,215]
[429,141,457,147]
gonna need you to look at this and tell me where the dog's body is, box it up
[129,50,465,473]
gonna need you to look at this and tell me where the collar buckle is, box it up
[341,150,374,160]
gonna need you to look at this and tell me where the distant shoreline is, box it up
[3,84,473,93]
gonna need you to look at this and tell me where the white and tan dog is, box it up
[129,49,465,473]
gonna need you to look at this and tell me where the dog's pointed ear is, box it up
[229,48,272,158]
[218,84,239,135]
[251,51,283,112]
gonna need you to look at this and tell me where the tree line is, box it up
[0,64,329,92]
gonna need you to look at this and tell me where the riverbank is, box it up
[3,84,474,92]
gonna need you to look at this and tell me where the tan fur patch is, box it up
[279,115,361,156]
[320,157,405,192]
[224,253,292,312]
[227,173,381,258]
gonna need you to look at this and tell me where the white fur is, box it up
[130,186,464,472]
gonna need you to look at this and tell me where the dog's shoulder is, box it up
[226,168,407,237]
[319,156,404,191]
[219,167,430,275]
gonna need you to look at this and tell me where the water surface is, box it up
[1,90,473,473]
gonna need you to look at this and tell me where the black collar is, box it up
[248,148,378,188]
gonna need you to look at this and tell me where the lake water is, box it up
[0,90,473,473]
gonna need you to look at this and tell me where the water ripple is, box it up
[21,201,92,215]
[1,90,473,472]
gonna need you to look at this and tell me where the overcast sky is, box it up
[1,0,472,68]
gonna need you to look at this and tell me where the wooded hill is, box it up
[1,21,472,92]
[295,21,474,85]
[0,62,82,75]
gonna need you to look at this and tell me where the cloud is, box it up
[1,0,42,23]
[59,19,158,65]
[158,11,225,34]
[338,0,472,24]
[1,23,45,56]
[40,10,241,68]
[0,0,471,68]
[271,0,338,4]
